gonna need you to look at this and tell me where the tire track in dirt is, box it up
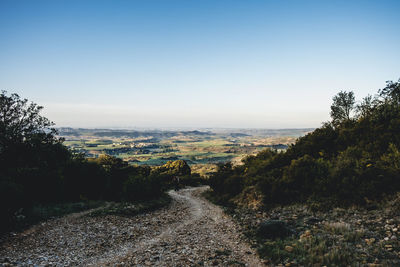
[1,186,264,266]
[98,186,264,266]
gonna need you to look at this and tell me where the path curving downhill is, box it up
[0,186,264,266]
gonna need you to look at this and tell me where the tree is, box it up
[159,160,191,176]
[330,91,355,126]
[0,91,67,180]
[356,95,374,119]
[379,79,400,105]
[0,91,68,186]
[94,154,127,171]
[0,91,68,232]
[0,91,60,155]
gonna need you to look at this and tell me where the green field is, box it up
[60,128,311,175]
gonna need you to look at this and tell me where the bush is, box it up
[179,173,204,187]
[0,90,178,233]
[209,79,400,208]
[157,160,191,176]
[123,173,165,201]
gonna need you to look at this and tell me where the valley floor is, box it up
[0,186,263,266]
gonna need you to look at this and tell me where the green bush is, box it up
[0,91,177,233]
[179,173,204,187]
[123,173,165,201]
[209,79,400,208]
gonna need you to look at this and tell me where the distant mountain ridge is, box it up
[57,127,313,138]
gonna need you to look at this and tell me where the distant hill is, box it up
[57,127,313,138]
[57,128,215,139]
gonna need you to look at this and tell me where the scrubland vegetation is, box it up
[1,90,298,235]
[0,90,202,233]
[209,79,400,208]
[206,79,400,265]
[2,78,400,265]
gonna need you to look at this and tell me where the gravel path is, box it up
[0,186,264,266]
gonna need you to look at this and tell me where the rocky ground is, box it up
[0,186,264,266]
[229,193,400,266]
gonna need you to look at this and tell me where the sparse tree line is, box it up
[209,79,400,209]
[0,90,198,233]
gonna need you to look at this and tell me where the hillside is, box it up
[2,80,400,266]
[207,79,400,265]
[209,79,400,207]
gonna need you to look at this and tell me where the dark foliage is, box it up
[0,91,196,233]
[257,220,295,240]
[209,79,400,208]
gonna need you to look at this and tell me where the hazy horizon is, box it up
[55,126,315,131]
[1,0,400,128]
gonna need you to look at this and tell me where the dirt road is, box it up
[0,186,264,266]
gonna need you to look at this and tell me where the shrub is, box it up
[123,173,164,201]
[209,79,400,208]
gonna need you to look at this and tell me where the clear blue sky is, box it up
[1,0,399,128]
